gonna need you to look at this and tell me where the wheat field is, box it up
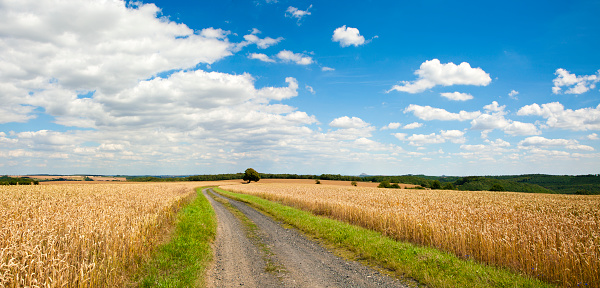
[221,183,600,287]
[0,182,205,287]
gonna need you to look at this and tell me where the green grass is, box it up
[136,187,216,287]
[214,187,554,288]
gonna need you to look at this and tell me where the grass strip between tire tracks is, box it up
[214,187,554,288]
[136,187,216,287]
[207,190,286,276]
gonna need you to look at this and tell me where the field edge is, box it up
[134,187,217,287]
[214,187,554,288]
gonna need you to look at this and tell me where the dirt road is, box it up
[204,188,408,288]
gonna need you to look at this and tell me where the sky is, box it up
[1,0,599,176]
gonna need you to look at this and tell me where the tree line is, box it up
[126,173,599,195]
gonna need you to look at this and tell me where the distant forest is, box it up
[0,176,39,185]
[127,173,600,195]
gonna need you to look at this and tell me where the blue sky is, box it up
[1,0,599,176]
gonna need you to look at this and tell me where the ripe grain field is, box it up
[221,183,600,287]
[0,182,208,287]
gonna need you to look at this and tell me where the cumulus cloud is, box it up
[239,29,284,49]
[0,0,420,174]
[517,102,600,131]
[470,101,540,137]
[519,136,594,151]
[305,85,315,94]
[403,122,423,129]
[0,0,233,94]
[329,116,369,129]
[276,50,313,65]
[200,27,231,39]
[396,130,465,146]
[381,122,401,130]
[406,133,445,146]
[440,130,467,143]
[404,104,481,121]
[321,66,335,71]
[588,133,599,140]
[509,90,519,100]
[388,59,491,93]
[440,92,473,101]
[248,53,276,63]
[552,68,599,94]
[458,139,512,161]
[332,25,366,47]
[285,5,312,24]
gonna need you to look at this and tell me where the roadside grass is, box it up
[136,187,216,287]
[214,187,554,288]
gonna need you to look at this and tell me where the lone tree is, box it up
[243,168,260,183]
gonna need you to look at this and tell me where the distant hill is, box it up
[490,174,600,195]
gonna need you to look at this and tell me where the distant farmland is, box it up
[9,175,127,182]
[222,182,600,287]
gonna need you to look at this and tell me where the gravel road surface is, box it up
[204,188,408,288]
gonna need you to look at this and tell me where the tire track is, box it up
[205,188,408,288]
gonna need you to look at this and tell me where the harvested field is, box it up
[0,182,214,287]
[242,178,418,188]
[221,183,600,287]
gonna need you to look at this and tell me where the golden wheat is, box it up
[222,183,600,287]
[0,182,205,287]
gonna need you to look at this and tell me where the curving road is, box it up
[204,188,408,288]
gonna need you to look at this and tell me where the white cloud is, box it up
[0,0,234,124]
[332,25,366,47]
[381,122,401,130]
[440,130,466,144]
[403,122,423,129]
[249,50,314,65]
[329,116,369,129]
[321,66,335,71]
[2,1,233,88]
[305,85,315,94]
[502,121,540,136]
[552,68,599,94]
[393,133,407,141]
[404,104,481,121]
[440,92,473,101]
[517,102,600,131]
[508,90,519,100]
[276,50,313,65]
[200,28,230,39]
[519,136,594,151]
[241,30,283,49]
[285,5,312,24]
[588,133,599,140]
[484,101,506,113]
[469,101,540,137]
[248,53,275,63]
[396,130,465,146]
[388,59,491,93]
[407,133,445,146]
[458,139,512,160]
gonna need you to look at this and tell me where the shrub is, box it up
[351,181,357,186]
[378,181,391,188]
